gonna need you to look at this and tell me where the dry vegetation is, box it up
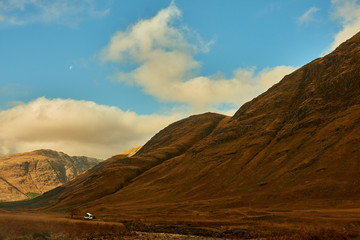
[0,211,128,240]
[121,213,360,239]
[0,209,359,239]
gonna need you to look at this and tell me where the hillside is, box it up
[0,150,100,202]
[114,146,142,158]
[100,31,360,212]
[2,32,360,225]
[2,113,226,209]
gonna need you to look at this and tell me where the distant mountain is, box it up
[0,150,101,202]
[3,32,360,221]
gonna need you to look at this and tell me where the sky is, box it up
[0,0,360,159]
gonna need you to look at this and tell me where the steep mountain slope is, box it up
[74,32,360,217]
[0,150,100,202]
[115,146,142,157]
[3,32,360,221]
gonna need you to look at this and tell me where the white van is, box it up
[83,213,95,220]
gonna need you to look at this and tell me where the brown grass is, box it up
[118,217,360,239]
[0,210,359,239]
[0,212,127,239]
[267,228,360,240]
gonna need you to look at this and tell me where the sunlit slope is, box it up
[0,150,100,202]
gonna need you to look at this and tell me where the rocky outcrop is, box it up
[0,150,101,202]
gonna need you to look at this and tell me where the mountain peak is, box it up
[234,31,360,122]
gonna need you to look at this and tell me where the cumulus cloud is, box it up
[0,97,181,159]
[101,2,296,112]
[0,2,298,159]
[0,0,110,26]
[326,0,360,52]
[297,7,320,25]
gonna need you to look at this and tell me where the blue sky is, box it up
[0,0,359,158]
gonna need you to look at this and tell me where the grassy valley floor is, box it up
[0,208,359,239]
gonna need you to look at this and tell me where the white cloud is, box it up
[0,0,110,27]
[101,2,296,113]
[0,97,181,159]
[326,0,360,52]
[297,7,320,25]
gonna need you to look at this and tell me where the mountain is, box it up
[3,32,360,222]
[0,150,101,202]
[3,113,227,210]
[114,146,142,157]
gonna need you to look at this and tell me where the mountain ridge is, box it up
[73,32,360,216]
[2,32,360,222]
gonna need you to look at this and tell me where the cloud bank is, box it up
[101,2,296,112]
[0,0,109,26]
[327,0,360,52]
[0,97,180,159]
